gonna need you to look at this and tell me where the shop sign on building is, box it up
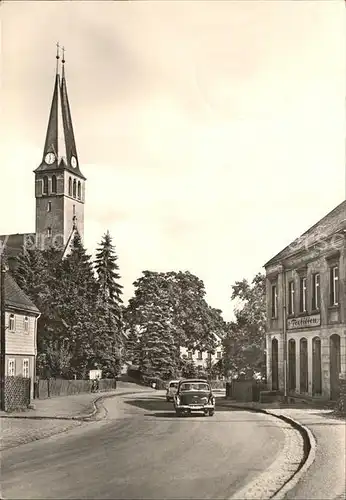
[287,314,321,330]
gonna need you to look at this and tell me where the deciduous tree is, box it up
[224,272,266,379]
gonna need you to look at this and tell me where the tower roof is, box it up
[35,45,86,180]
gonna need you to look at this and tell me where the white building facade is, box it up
[265,201,346,401]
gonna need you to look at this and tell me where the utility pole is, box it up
[0,252,6,411]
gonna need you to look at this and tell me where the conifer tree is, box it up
[13,246,50,308]
[95,231,123,311]
[123,327,141,366]
[13,246,64,372]
[52,234,98,377]
[94,231,124,365]
[139,311,177,380]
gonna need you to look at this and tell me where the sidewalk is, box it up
[0,383,154,451]
[217,398,346,500]
[0,390,117,420]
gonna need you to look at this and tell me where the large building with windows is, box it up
[0,48,85,267]
[264,200,346,401]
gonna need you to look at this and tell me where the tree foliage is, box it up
[224,272,266,379]
[13,234,124,379]
[125,270,227,380]
[95,231,123,320]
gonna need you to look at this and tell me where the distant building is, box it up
[0,48,85,268]
[264,200,346,401]
[180,332,223,372]
[1,273,41,400]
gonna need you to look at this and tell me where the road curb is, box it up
[0,392,118,422]
[217,401,316,500]
[271,414,316,500]
[0,390,148,422]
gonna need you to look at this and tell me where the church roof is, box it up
[2,272,40,315]
[34,47,86,180]
[264,200,346,267]
[0,233,36,271]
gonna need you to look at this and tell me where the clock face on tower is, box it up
[45,152,55,165]
[71,156,77,168]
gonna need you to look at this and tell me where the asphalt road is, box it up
[2,391,286,499]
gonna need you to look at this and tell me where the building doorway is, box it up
[330,334,341,400]
[288,339,296,392]
[299,338,308,393]
[312,337,322,395]
[271,338,279,391]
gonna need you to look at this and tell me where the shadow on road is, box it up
[124,397,173,413]
[123,397,277,423]
[144,412,181,418]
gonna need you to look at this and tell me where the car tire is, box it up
[166,397,170,402]
[176,410,182,417]
[209,410,215,416]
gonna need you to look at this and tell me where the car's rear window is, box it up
[169,383,178,388]
[180,383,209,392]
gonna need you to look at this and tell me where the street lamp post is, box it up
[0,253,7,411]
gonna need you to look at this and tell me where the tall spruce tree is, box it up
[138,306,177,380]
[13,246,65,374]
[94,231,124,370]
[95,231,123,313]
[53,234,98,377]
[13,246,50,308]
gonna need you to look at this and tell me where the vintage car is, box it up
[166,380,180,402]
[173,379,215,416]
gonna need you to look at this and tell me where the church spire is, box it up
[56,41,60,75]
[35,46,85,180]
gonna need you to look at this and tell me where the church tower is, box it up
[34,46,86,253]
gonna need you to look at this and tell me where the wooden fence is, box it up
[34,378,117,400]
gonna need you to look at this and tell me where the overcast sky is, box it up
[1,1,345,320]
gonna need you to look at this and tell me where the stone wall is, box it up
[335,372,346,414]
[4,376,31,411]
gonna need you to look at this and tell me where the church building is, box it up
[1,46,86,265]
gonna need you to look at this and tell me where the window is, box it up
[288,281,295,315]
[271,284,278,318]
[9,314,15,332]
[198,351,202,360]
[217,351,222,359]
[47,227,52,237]
[300,277,307,313]
[73,179,77,198]
[330,266,339,306]
[188,351,192,359]
[23,359,29,378]
[68,177,72,196]
[312,273,321,310]
[51,175,57,193]
[43,176,48,194]
[77,181,81,199]
[24,316,29,333]
[8,359,15,376]
[47,201,52,212]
